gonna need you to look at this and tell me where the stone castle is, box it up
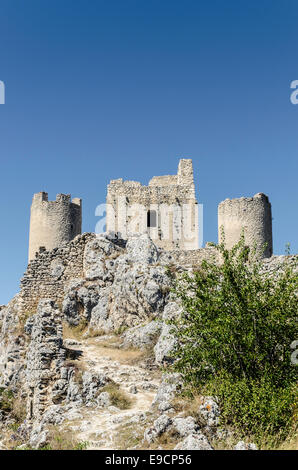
[28,159,273,260]
[1,158,295,451]
[106,159,199,251]
[21,158,274,317]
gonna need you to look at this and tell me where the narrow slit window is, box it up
[147,210,157,228]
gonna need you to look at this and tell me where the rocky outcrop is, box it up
[62,234,171,333]
[174,433,213,450]
[154,302,181,364]
[0,295,27,391]
[152,373,182,411]
[121,320,162,350]
[199,397,220,428]
[234,441,258,450]
[2,233,292,450]
[25,299,69,422]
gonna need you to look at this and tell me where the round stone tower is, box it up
[28,192,82,261]
[218,193,273,258]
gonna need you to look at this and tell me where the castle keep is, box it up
[106,159,199,251]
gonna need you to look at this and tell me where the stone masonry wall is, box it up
[20,233,95,316]
[20,232,217,318]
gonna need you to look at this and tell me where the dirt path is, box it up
[65,336,161,449]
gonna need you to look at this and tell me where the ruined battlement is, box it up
[27,161,275,268]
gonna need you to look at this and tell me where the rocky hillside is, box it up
[0,233,296,450]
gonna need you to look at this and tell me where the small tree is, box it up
[170,236,298,445]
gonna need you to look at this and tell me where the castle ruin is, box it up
[27,159,273,263]
[20,158,276,317]
[218,193,273,258]
[106,159,199,251]
[28,192,82,261]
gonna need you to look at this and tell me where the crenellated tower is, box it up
[28,192,82,261]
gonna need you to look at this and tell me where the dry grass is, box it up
[150,429,181,450]
[116,422,145,449]
[38,425,88,450]
[84,327,106,338]
[86,336,147,365]
[278,433,298,450]
[171,394,203,419]
[88,335,123,349]
[63,320,88,340]
[101,383,133,410]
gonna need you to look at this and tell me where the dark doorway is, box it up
[147,210,157,228]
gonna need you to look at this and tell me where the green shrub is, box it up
[170,236,298,445]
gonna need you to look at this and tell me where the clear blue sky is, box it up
[0,0,297,304]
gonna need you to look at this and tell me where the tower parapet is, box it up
[218,193,273,258]
[28,192,82,261]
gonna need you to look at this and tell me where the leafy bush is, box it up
[170,236,298,445]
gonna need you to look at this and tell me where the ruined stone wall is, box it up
[149,175,178,186]
[28,192,82,262]
[106,159,199,251]
[218,193,273,258]
[19,227,297,321]
[159,246,221,268]
[20,233,95,316]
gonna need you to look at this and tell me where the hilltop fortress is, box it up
[28,159,273,259]
[0,158,296,446]
[22,159,274,316]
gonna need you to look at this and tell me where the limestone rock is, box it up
[154,302,181,364]
[83,236,122,281]
[50,258,65,279]
[25,299,69,422]
[126,234,159,264]
[158,401,173,413]
[172,416,200,437]
[97,391,111,407]
[234,441,258,450]
[199,397,220,427]
[62,281,100,326]
[82,371,109,406]
[62,235,170,332]
[0,295,27,391]
[121,320,162,350]
[88,287,112,333]
[144,414,172,443]
[152,373,182,407]
[40,404,66,425]
[29,423,49,449]
[174,432,213,450]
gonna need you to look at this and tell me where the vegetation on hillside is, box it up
[169,236,298,447]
